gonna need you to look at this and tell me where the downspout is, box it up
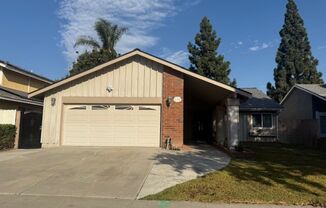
[276,114,279,141]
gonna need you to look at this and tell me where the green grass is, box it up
[144,143,326,206]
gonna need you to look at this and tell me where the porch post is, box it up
[14,109,22,149]
[225,97,240,149]
[215,106,226,146]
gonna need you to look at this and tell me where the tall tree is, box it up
[69,49,116,76]
[70,18,127,75]
[267,0,323,102]
[188,16,236,86]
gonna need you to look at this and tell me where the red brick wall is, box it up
[162,67,184,147]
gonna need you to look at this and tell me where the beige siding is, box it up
[2,70,47,93]
[0,109,16,125]
[0,68,3,85]
[41,56,163,146]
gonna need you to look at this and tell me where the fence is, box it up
[279,119,319,147]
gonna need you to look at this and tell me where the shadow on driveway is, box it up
[154,145,230,175]
[137,145,230,198]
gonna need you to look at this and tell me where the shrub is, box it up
[0,124,16,150]
[234,143,244,152]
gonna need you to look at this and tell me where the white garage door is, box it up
[62,104,161,147]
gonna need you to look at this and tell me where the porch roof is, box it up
[0,86,43,106]
[239,88,282,112]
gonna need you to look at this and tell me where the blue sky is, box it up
[0,0,325,90]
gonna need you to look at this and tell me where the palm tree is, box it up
[74,18,127,57]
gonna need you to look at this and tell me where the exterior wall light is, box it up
[51,97,56,106]
[166,96,182,107]
[166,96,173,107]
[106,85,113,93]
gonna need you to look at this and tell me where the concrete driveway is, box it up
[0,145,230,200]
[0,147,157,199]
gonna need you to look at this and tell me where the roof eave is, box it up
[239,108,282,112]
[0,96,43,107]
[281,85,326,104]
[29,49,251,99]
[0,62,53,84]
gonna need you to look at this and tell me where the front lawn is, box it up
[144,143,326,206]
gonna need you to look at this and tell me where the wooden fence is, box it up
[279,119,319,147]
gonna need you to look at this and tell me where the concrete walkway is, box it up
[138,145,231,198]
[0,195,315,208]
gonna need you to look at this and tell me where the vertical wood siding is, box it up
[2,70,47,93]
[41,56,163,146]
[0,109,16,125]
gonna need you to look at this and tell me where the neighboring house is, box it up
[279,84,326,146]
[0,60,53,148]
[29,49,251,149]
[239,88,282,142]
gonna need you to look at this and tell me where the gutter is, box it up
[0,62,53,84]
[239,108,282,112]
[0,96,43,107]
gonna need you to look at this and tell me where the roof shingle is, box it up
[240,88,282,111]
[295,84,326,100]
[0,86,43,106]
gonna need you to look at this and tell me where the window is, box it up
[92,105,110,110]
[263,114,272,128]
[252,114,262,127]
[69,106,86,110]
[139,106,156,111]
[252,114,273,128]
[115,105,133,110]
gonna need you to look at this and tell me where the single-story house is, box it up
[29,49,251,149]
[0,60,53,148]
[239,88,282,142]
[279,84,326,146]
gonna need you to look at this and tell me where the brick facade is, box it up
[162,67,184,147]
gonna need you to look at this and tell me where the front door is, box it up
[192,113,212,144]
[19,111,42,148]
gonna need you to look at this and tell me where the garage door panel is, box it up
[63,104,160,147]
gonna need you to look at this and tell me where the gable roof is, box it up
[0,86,43,106]
[29,49,251,98]
[0,60,53,84]
[240,88,282,111]
[281,84,326,104]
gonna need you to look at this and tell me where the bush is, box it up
[234,143,244,152]
[0,124,16,150]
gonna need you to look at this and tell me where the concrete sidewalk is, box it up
[0,195,315,208]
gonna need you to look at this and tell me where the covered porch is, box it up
[183,74,249,149]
